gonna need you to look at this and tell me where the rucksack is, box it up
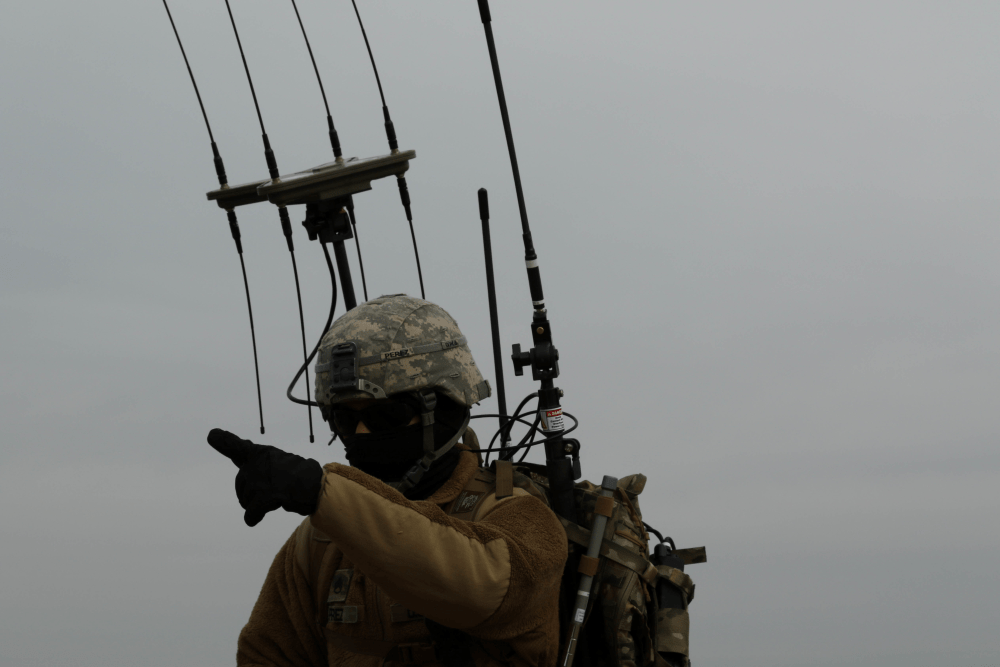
[449,460,705,667]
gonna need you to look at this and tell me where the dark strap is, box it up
[577,555,599,577]
[426,619,477,667]
[558,516,654,582]
[335,635,395,658]
[385,642,440,665]
[593,495,614,517]
[335,636,440,665]
[495,460,514,499]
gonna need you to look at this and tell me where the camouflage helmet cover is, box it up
[314,294,491,408]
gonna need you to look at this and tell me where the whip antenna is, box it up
[161,0,265,434]
[350,0,426,299]
[289,0,343,161]
[223,0,317,442]
[476,0,577,513]
[478,189,512,461]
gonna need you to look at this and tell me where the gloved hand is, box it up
[207,428,324,527]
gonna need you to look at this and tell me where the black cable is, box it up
[287,242,339,407]
[478,391,536,465]
[643,522,667,545]
[471,413,576,461]
[470,409,579,460]
[472,413,540,460]
[289,250,314,442]
[516,415,543,463]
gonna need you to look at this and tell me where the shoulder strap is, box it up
[495,459,514,499]
[446,468,497,521]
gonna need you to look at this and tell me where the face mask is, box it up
[341,424,425,482]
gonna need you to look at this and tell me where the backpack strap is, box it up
[557,516,659,584]
[446,468,497,520]
[495,460,514,499]
[336,636,441,665]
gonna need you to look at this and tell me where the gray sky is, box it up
[2,1,998,666]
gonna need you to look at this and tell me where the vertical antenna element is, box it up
[350,0,426,299]
[289,0,343,160]
[162,0,265,434]
[223,0,316,441]
[223,0,278,179]
[477,0,544,311]
[231,212,266,435]
[478,189,511,458]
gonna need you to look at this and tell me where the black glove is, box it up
[207,428,324,527]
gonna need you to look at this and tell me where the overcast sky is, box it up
[2,1,999,666]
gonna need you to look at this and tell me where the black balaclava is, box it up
[340,393,467,500]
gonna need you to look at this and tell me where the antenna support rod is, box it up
[478,189,511,455]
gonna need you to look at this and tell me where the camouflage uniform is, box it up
[234,296,568,667]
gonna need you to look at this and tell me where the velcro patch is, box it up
[328,569,353,603]
[390,603,425,623]
[454,491,482,514]
[328,605,360,624]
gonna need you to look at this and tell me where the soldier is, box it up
[208,294,568,666]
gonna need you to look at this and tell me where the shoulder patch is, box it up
[455,491,483,513]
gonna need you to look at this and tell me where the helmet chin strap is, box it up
[392,389,471,493]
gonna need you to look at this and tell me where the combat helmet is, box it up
[314,294,491,490]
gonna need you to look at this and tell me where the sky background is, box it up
[2,1,999,666]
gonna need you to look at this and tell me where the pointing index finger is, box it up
[207,428,252,467]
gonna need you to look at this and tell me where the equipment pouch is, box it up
[652,565,695,661]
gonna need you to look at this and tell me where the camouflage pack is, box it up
[453,461,703,667]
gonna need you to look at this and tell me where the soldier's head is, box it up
[313,294,490,491]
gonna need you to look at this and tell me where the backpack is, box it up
[448,460,705,667]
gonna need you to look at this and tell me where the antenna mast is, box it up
[476,0,578,522]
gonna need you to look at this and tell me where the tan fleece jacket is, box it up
[235,440,568,667]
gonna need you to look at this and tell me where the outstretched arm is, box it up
[311,463,566,639]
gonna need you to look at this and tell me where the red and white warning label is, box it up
[540,407,565,433]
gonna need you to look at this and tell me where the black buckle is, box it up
[328,342,360,392]
[389,641,438,664]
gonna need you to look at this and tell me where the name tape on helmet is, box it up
[381,348,413,361]
[315,336,468,373]
[360,336,468,366]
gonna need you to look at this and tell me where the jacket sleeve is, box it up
[310,463,567,638]
[236,525,328,667]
